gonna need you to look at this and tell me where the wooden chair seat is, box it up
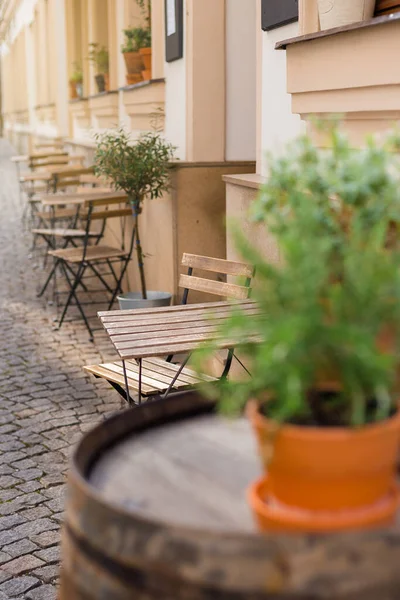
[32,227,97,238]
[84,358,216,398]
[48,245,129,263]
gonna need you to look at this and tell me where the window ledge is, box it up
[276,12,400,49]
[223,173,266,190]
[119,77,165,93]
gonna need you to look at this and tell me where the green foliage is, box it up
[88,43,109,74]
[121,27,151,53]
[93,128,176,298]
[196,127,400,427]
[94,128,175,203]
[70,61,83,83]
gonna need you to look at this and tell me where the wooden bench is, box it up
[84,254,254,404]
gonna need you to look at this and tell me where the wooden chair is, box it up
[42,196,135,339]
[84,254,254,404]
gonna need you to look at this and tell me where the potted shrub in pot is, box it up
[121,26,151,85]
[69,61,84,99]
[196,127,400,533]
[318,0,376,30]
[94,128,176,309]
[88,43,110,93]
[136,0,152,80]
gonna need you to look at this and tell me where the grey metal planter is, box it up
[117,291,172,310]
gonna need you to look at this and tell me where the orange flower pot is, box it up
[248,477,400,533]
[247,400,400,512]
[123,51,143,74]
[139,47,152,71]
[126,73,143,86]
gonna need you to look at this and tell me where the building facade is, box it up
[2,0,398,294]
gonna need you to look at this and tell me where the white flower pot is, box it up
[317,0,376,30]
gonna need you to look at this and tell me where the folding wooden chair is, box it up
[84,254,254,404]
[44,196,134,339]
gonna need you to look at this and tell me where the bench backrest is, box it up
[179,253,254,302]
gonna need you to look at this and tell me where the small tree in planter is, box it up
[88,43,110,93]
[94,128,175,302]
[196,127,400,533]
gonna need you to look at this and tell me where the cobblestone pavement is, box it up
[0,140,122,599]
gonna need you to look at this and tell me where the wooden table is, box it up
[61,391,400,600]
[98,300,261,361]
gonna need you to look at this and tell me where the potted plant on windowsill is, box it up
[121,27,151,85]
[317,0,376,30]
[88,43,110,93]
[136,0,152,80]
[196,126,400,533]
[94,128,176,309]
[69,62,84,99]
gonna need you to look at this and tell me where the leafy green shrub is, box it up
[121,27,151,53]
[196,127,400,427]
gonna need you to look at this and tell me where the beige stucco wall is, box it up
[225,0,257,162]
[101,162,255,304]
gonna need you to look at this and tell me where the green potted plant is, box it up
[94,128,176,308]
[69,61,83,99]
[121,27,151,85]
[196,127,400,533]
[88,43,110,93]
[136,0,152,80]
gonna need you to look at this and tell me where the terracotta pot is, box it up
[126,73,143,86]
[139,47,152,71]
[95,74,106,94]
[142,70,151,81]
[123,51,143,75]
[69,81,78,100]
[317,0,376,30]
[247,399,400,511]
[104,73,110,92]
[248,477,399,533]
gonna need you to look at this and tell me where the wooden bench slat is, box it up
[143,358,216,383]
[179,274,250,300]
[103,307,261,333]
[83,364,155,395]
[125,360,198,386]
[99,362,175,391]
[182,253,254,278]
[99,299,256,320]
[90,208,132,221]
[111,323,219,344]
[105,305,261,332]
[84,194,129,207]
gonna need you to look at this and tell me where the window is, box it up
[261,0,298,31]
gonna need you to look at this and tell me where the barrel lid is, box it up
[86,395,260,533]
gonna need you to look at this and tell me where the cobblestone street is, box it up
[0,140,121,599]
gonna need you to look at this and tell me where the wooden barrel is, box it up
[60,391,400,600]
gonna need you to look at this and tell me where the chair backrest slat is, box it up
[53,166,94,179]
[84,194,128,207]
[181,253,254,278]
[90,207,132,221]
[179,274,250,300]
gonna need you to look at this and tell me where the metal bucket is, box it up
[117,291,172,310]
